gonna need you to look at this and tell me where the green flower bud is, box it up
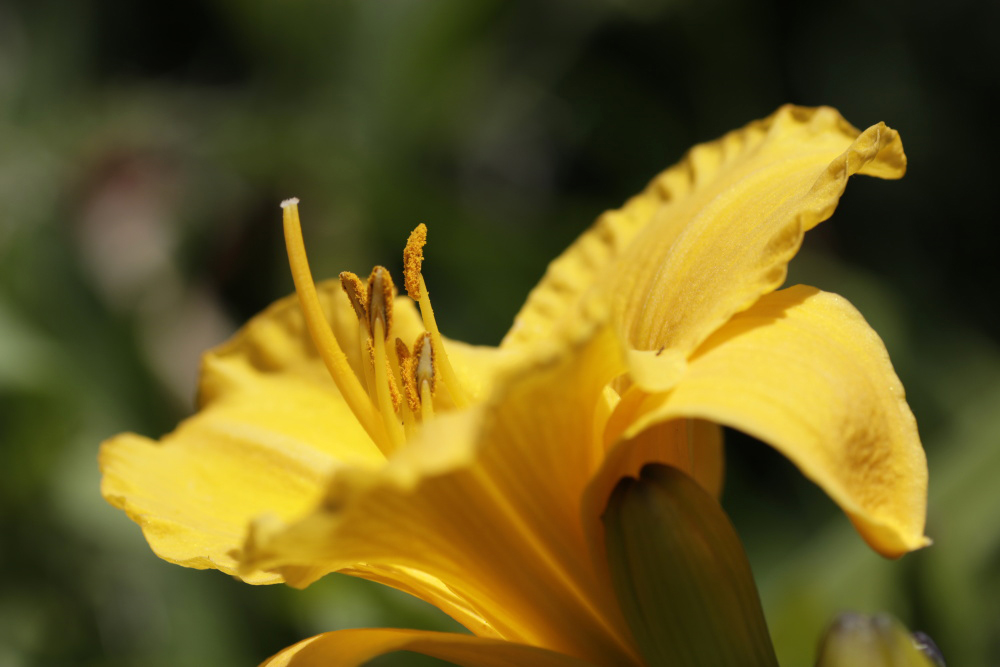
[602,463,778,666]
[815,613,944,667]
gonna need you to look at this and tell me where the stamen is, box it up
[367,266,394,340]
[383,355,402,413]
[386,327,405,395]
[280,199,388,450]
[401,224,469,407]
[403,224,427,300]
[372,318,406,451]
[415,332,436,394]
[362,339,378,399]
[420,379,435,423]
[395,337,412,375]
[397,338,422,415]
[345,271,375,393]
[415,333,436,422]
[339,271,369,330]
[365,265,405,450]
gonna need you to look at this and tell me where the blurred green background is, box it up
[1,0,997,665]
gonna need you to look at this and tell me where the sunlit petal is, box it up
[99,381,378,583]
[628,285,928,557]
[260,628,599,667]
[100,281,391,583]
[442,337,519,403]
[339,564,499,640]
[242,321,640,664]
[505,106,906,394]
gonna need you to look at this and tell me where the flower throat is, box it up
[281,198,468,456]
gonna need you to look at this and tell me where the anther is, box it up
[414,333,437,422]
[340,271,369,328]
[367,266,395,340]
[396,338,421,415]
[414,332,435,394]
[403,224,427,300]
[400,224,469,407]
[395,337,412,368]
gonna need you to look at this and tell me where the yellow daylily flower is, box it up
[99,105,928,666]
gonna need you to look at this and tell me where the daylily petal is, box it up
[99,400,366,583]
[101,281,393,583]
[442,337,518,402]
[101,277,514,585]
[261,628,599,667]
[596,417,723,499]
[627,285,928,557]
[505,106,906,392]
[339,564,499,641]
[242,319,640,664]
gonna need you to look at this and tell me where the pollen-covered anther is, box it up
[414,332,436,394]
[340,271,369,327]
[399,224,469,408]
[414,332,437,422]
[396,338,421,414]
[367,266,395,340]
[395,337,411,367]
[364,338,377,374]
[403,224,427,299]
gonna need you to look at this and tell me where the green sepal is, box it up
[602,464,778,666]
[815,613,943,667]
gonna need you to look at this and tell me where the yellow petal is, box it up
[339,564,500,641]
[242,320,640,664]
[599,417,723,498]
[100,281,391,583]
[504,106,906,392]
[260,628,599,667]
[441,337,518,403]
[629,285,928,557]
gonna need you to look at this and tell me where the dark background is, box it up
[1,0,997,665]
